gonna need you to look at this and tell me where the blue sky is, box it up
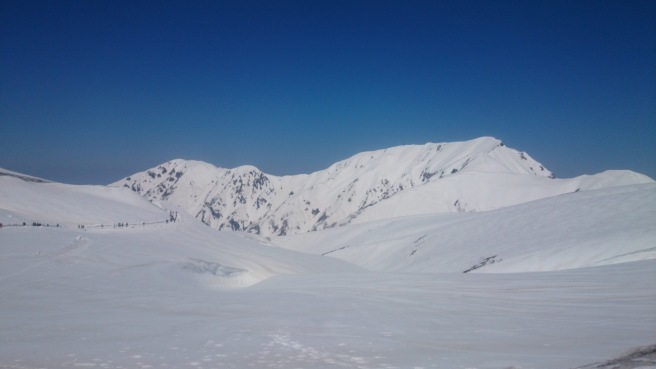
[1,1,654,184]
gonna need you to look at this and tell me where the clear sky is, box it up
[1,0,655,184]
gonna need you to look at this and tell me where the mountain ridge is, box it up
[111,137,653,236]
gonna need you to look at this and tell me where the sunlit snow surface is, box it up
[112,137,654,237]
[1,173,656,368]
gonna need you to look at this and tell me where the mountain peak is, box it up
[112,137,650,236]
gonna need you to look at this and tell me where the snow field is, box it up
[1,227,654,369]
[1,162,655,368]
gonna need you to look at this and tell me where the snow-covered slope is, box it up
[276,182,656,273]
[2,167,655,368]
[353,169,652,223]
[0,173,656,369]
[112,137,653,236]
[0,169,361,287]
[1,168,169,227]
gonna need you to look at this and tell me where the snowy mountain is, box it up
[2,163,655,368]
[0,168,361,288]
[112,137,653,236]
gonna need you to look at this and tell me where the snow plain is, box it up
[1,168,656,369]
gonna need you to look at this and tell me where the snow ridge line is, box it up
[0,212,180,231]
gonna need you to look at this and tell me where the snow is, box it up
[352,169,653,223]
[111,137,653,237]
[1,223,655,369]
[1,141,656,369]
[0,172,168,227]
[277,183,656,273]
